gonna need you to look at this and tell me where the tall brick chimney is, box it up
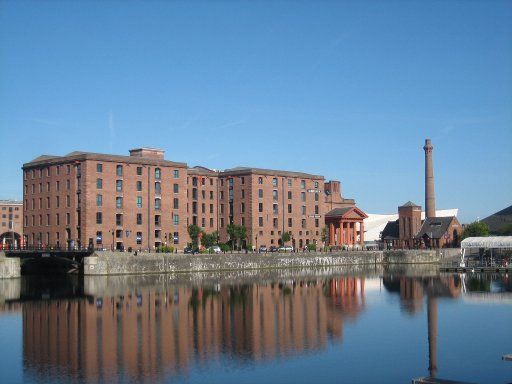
[423,138,436,218]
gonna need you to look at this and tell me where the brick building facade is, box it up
[0,200,23,248]
[22,148,365,251]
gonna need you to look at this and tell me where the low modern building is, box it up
[0,200,23,248]
[22,148,366,251]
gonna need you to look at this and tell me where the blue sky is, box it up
[1,1,511,223]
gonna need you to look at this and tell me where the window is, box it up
[273,190,278,201]
[273,218,278,228]
[220,218,224,228]
[136,214,142,225]
[46,197,50,209]
[258,177,263,184]
[137,166,142,176]
[210,191,214,199]
[56,180,60,191]
[155,215,161,226]
[173,183,179,193]
[288,204,292,214]
[136,232,142,245]
[192,202,197,214]
[136,196,142,208]
[66,195,70,207]
[155,168,161,180]
[301,180,306,189]
[46,182,50,192]
[272,178,278,187]
[301,205,306,215]
[56,196,60,208]
[201,203,205,213]
[66,179,70,190]
[288,191,292,199]
[258,189,263,198]
[315,193,319,202]
[259,203,263,212]
[173,198,179,209]
[116,197,123,209]
[288,179,292,187]
[301,192,306,202]
[259,217,263,227]
[96,231,102,244]
[241,189,245,198]
[302,219,306,229]
[241,203,245,213]
[116,229,122,238]
[154,198,161,210]
[116,180,123,192]
[96,163,103,173]
[241,217,245,226]
[96,212,102,224]
[220,191,224,200]
[241,177,245,184]
[155,182,161,194]
[116,165,123,177]
[315,219,319,228]
[201,190,205,199]
[39,183,42,193]
[173,232,179,244]
[66,165,70,175]
[210,218,214,227]
[46,214,50,226]
[56,213,60,225]
[273,204,278,214]
[56,166,60,175]
[314,181,319,188]
[173,169,179,178]
[173,215,179,225]
[116,214,123,226]
[192,188,198,200]
[228,178,233,187]
[192,177,198,186]
[96,194,102,207]
[97,178,103,189]
[288,218,293,227]
[201,218,205,227]
[210,204,213,214]
[220,204,224,214]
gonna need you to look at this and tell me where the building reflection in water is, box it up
[383,274,462,378]
[8,276,367,382]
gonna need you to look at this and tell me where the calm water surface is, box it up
[0,270,510,384]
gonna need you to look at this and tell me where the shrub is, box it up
[156,245,174,253]
[307,244,316,251]
[219,243,230,252]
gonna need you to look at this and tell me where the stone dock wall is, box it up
[83,250,440,276]
[0,253,21,279]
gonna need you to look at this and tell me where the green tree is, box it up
[237,225,247,249]
[462,221,490,239]
[321,226,328,244]
[282,232,291,244]
[187,224,202,248]
[202,231,219,248]
[227,224,237,250]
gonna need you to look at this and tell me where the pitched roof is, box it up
[482,205,512,233]
[400,201,420,207]
[415,216,455,239]
[220,166,324,179]
[325,206,368,219]
[381,220,399,240]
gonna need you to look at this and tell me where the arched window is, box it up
[155,168,161,180]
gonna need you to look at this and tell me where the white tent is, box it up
[459,236,512,267]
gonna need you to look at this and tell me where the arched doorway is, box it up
[0,232,21,249]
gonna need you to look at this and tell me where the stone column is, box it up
[352,223,357,246]
[360,221,365,245]
[329,223,335,246]
[424,139,436,218]
[340,220,344,245]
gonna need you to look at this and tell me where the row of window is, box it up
[24,213,71,227]
[97,179,180,193]
[0,206,20,211]
[96,212,180,226]
[25,196,71,210]
[102,164,180,179]
[25,179,71,194]
[257,217,320,228]
[24,165,72,180]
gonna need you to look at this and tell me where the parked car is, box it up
[209,245,221,254]
[258,245,267,253]
[269,246,279,252]
[278,246,294,252]
[184,247,197,254]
